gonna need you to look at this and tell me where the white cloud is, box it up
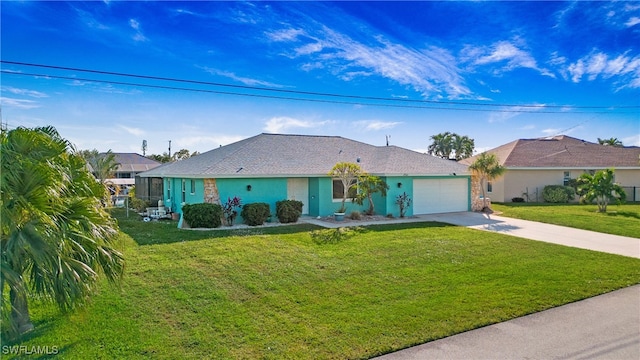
[625,16,640,27]
[266,28,305,42]
[129,18,147,42]
[541,128,561,136]
[463,40,551,77]
[353,120,402,131]
[75,8,109,30]
[1,86,48,98]
[263,116,330,133]
[488,104,547,123]
[277,24,470,99]
[118,125,145,136]
[566,51,640,88]
[202,67,282,87]
[622,134,640,147]
[176,134,245,149]
[0,97,40,109]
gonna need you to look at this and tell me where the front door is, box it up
[287,178,309,215]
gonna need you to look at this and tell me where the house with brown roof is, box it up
[460,135,640,203]
[139,133,471,218]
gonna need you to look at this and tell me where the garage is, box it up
[413,178,469,214]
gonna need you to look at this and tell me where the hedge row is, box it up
[181,199,304,228]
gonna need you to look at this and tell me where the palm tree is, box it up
[468,152,506,210]
[352,175,389,215]
[1,126,124,337]
[577,169,626,212]
[451,134,475,160]
[428,132,475,160]
[81,149,120,183]
[597,137,623,147]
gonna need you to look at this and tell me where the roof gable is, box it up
[140,133,469,178]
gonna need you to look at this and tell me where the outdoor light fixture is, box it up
[247,185,252,191]
[397,182,402,188]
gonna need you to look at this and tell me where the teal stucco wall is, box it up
[216,178,288,220]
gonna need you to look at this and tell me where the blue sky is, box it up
[2,1,639,155]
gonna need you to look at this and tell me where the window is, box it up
[181,179,186,203]
[563,171,570,186]
[332,180,357,200]
[190,179,196,194]
[487,181,493,193]
[167,179,171,199]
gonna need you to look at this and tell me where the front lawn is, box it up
[491,203,640,238]
[4,210,640,359]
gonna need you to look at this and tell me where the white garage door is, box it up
[413,178,468,214]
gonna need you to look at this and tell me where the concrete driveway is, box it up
[418,211,640,259]
[370,212,640,359]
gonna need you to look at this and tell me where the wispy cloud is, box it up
[1,86,48,98]
[268,23,471,99]
[265,28,305,42]
[75,7,109,31]
[176,134,245,149]
[129,19,147,42]
[118,125,145,136]
[626,16,640,27]
[202,67,283,87]
[352,120,402,131]
[0,97,41,109]
[566,51,640,89]
[622,134,640,147]
[462,40,553,77]
[263,116,331,133]
[488,104,547,123]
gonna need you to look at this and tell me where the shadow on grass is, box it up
[362,221,455,232]
[606,211,640,220]
[1,318,76,358]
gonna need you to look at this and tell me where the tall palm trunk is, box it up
[10,285,34,334]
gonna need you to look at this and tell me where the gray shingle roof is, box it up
[139,133,469,178]
[460,135,640,168]
[112,153,162,172]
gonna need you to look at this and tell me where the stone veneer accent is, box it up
[471,175,491,211]
[204,178,221,205]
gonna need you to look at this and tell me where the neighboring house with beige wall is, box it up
[460,135,640,203]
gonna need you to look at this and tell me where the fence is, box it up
[621,186,639,203]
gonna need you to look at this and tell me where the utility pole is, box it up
[168,140,172,158]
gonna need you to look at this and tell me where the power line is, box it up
[3,60,639,111]
[4,70,624,114]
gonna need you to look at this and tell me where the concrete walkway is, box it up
[303,211,640,359]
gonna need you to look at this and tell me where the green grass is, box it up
[4,209,640,359]
[492,203,640,238]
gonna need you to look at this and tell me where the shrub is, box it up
[395,192,412,218]
[182,203,223,228]
[276,200,303,223]
[310,227,361,245]
[542,185,575,203]
[130,197,150,212]
[349,211,362,220]
[511,197,525,203]
[240,202,271,226]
